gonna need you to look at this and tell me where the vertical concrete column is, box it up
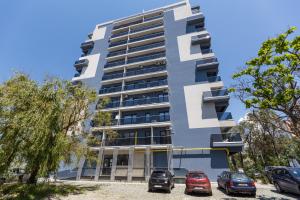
[167,145,173,173]
[94,148,104,181]
[127,147,134,181]
[110,148,118,181]
[76,156,85,180]
[145,147,151,181]
[150,126,154,144]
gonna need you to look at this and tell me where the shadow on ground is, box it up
[0,182,100,200]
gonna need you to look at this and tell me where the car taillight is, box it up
[250,181,255,187]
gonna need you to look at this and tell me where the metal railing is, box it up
[99,86,122,94]
[130,22,163,33]
[127,52,165,64]
[196,57,218,66]
[129,31,164,43]
[122,95,169,107]
[102,72,124,80]
[124,79,167,91]
[109,39,127,47]
[103,134,171,146]
[111,30,129,38]
[128,41,165,53]
[217,112,233,120]
[125,65,166,77]
[104,60,126,68]
[144,14,163,22]
[211,133,242,143]
[107,49,127,57]
[119,114,170,125]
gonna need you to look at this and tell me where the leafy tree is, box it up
[0,73,110,184]
[231,27,300,137]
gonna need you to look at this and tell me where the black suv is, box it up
[272,167,300,195]
[148,170,175,193]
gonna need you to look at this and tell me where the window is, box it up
[159,111,170,121]
[117,155,128,166]
[145,113,151,123]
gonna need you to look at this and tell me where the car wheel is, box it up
[251,192,256,197]
[166,187,171,193]
[171,183,175,189]
[208,191,212,196]
[225,185,231,195]
[274,182,283,193]
[184,188,189,195]
[148,188,152,192]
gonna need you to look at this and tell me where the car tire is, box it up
[184,188,189,195]
[217,182,221,189]
[274,182,283,193]
[225,185,231,195]
[171,183,175,189]
[148,188,152,192]
[166,187,171,193]
[208,191,212,196]
[251,192,256,197]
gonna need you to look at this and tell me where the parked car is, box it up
[148,170,175,193]
[217,171,256,197]
[265,166,282,183]
[185,171,212,196]
[272,167,300,195]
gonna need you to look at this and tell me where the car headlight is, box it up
[164,180,168,184]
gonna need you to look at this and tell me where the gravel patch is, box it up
[56,181,300,200]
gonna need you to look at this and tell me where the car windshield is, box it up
[290,168,300,178]
[189,173,205,179]
[231,173,249,180]
[152,171,166,177]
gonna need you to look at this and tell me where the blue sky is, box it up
[0,0,299,122]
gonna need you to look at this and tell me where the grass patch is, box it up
[0,182,100,200]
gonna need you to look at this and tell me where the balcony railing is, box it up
[197,76,221,83]
[125,65,166,77]
[129,31,164,43]
[127,52,165,64]
[107,49,127,57]
[191,33,210,45]
[144,14,163,22]
[102,72,124,80]
[113,19,143,30]
[201,49,213,54]
[111,30,129,38]
[118,114,170,125]
[109,39,127,48]
[104,59,126,68]
[217,112,233,120]
[211,133,242,144]
[128,41,165,53]
[80,41,94,52]
[130,22,163,34]
[74,59,89,70]
[122,95,169,107]
[124,79,167,91]
[104,101,121,108]
[196,57,218,66]
[103,134,171,146]
[203,89,229,102]
[99,86,122,94]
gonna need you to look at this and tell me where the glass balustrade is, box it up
[217,112,233,120]
[122,96,169,107]
[99,86,122,94]
[127,52,165,64]
[125,65,166,77]
[128,41,165,53]
[124,79,167,90]
[129,32,164,43]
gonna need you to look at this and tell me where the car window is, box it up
[290,168,300,178]
[152,171,166,177]
[231,173,248,179]
[189,173,206,179]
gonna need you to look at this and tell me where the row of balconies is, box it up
[107,41,165,58]
[99,79,168,94]
[103,134,171,146]
[112,13,163,31]
[102,65,166,81]
[110,113,170,126]
[111,22,163,39]
[104,51,166,68]
[109,31,164,48]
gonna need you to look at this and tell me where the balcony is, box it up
[118,114,170,125]
[144,14,163,22]
[107,49,127,58]
[191,33,211,45]
[113,19,143,30]
[197,76,221,83]
[130,22,163,34]
[211,133,243,151]
[109,39,127,48]
[102,72,124,80]
[111,30,129,38]
[74,59,89,71]
[127,52,165,64]
[126,65,166,77]
[74,73,81,77]
[122,95,169,107]
[104,59,126,68]
[128,31,164,43]
[196,57,219,70]
[128,41,165,53]
[201,48,213,54]
[124,79,167,91]
[80,41,94,53]
[203,89,230,103]
[217,112,233,120]
[99,86,122,94]
[104,101,121,109]
[191,6,200,14]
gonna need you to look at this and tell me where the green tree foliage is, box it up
[0,73,110,184]
[231,27,300,137]
[229,110,300,182]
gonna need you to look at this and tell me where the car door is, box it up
[220,172,228,188]
[283,170,298,193]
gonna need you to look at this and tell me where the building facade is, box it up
[70,1,243,182]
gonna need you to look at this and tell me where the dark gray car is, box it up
[272,167,300,195]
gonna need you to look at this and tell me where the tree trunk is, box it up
[27,164,40,184]
[231,155,238,171]
[239,152,244,169]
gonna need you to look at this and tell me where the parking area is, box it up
[59,181,300,200]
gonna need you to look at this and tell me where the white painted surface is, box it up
[183,82,225,129]
[173,3,192,21]
[93,26,107,40]
[72,53,100,81]
[177,31,211,62]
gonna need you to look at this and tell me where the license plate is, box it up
[194,187,203,190]
[154,185,162,188]
[238,184,248,186]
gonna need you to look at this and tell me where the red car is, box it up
[185,171,212,196]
